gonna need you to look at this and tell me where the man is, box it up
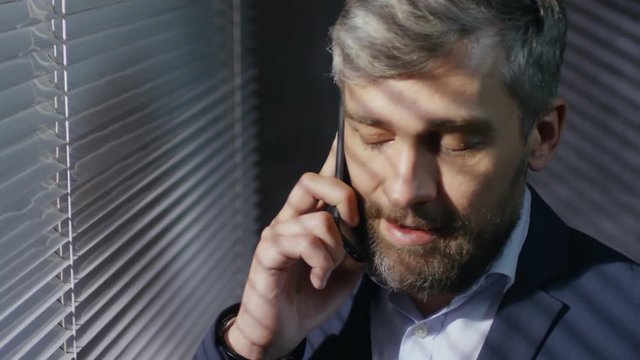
[196,0,639,359]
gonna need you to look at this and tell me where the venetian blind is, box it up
[0,0,257,358]
[0,0,74,358]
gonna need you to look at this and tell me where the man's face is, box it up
[342,49,534,300]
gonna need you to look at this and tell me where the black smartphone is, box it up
[328,104,369,263]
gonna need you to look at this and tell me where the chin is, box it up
[365,189,524,299]
[369,232,473,298]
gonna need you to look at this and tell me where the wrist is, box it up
[214,303,306,360]
[226,321,262,359]
[215,303,254,359]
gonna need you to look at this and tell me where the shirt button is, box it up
[413,325,428,339]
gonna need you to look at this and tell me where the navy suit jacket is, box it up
[195,190,639,359]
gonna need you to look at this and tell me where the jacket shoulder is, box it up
[540,228,640,359]
[565,226,637,269]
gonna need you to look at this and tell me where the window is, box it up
[0,0,256,358]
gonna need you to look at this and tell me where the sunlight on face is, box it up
[342,48,532,298]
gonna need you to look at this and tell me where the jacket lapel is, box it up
[310,276,375,359]
[478,188,570,360]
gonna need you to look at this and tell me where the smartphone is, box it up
[328,104,369,263]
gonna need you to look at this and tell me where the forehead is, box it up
[342,45,516,132]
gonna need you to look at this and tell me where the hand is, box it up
[226,140,365,359]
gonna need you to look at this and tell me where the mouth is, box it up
[396,222,439,231]
[380,218,440,246]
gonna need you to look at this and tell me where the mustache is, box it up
[364,201,465,234]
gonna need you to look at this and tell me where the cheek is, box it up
[344,143,386,198]
[440,147,526,217]
[438,152,503,213]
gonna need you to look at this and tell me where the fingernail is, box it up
[322,273,330,289]
[314,274,325,289]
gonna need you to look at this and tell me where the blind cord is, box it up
[53,0,78,356]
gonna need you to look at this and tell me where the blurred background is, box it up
[0,0,637,359]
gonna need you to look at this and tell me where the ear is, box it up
[527,98,567,171]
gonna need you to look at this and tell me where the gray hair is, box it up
[330,0,567,135]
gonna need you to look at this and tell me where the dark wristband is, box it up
[215,303,248,360]
[214,303,306,360]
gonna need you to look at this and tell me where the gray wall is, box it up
[529,0,639,261]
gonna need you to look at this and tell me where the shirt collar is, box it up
[484,187,531,292]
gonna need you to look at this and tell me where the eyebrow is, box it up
[343,111,386,127]
[344,110,495,135]
[430,118,495,135]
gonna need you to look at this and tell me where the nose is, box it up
[384,145,438,209]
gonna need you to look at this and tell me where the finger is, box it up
[274,172,358,226]
[272,211,345,264]
[317,137,338,213]
[318,136,338,177]
[335,251,368,274]
[255,229,339,289]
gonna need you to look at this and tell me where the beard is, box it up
[365,160,528,301]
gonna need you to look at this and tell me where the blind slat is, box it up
[0,277,68,349]
[0,255,67,320]
[0,105,61,157]
[65,0,197,40]
[48,348,74,360]
[69,81,228,207]
[0,75,59,121]
[0,231,67,297]
[0,50,57,93]
[65,54,212,116]
[68,75,226,180]
[71,98,233,235]
[0,164,65,229]
[78,214,237,357]
[67,27,207,89]
[22,325,72,360]
[0,129,63,188]
[0,182,65,264]
[0,0,51,34]
[4,300,72,360]
[73,141,235,261]
[66,65,212,141]
[64,0,128,15]
[149,244,245,360]
[74,193,235,331]
[72,174,232,338]
[102,227,238,359]
[0,1,32,33]
[74,156,236,291]
[64,3,204,65]
[0,22,54,64]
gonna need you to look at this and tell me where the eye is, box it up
[354,126,394,150]
[439,133,484,153]
[361,135,393,150]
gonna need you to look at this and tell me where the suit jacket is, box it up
[310,190,639,359]
[194,190,639,360]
